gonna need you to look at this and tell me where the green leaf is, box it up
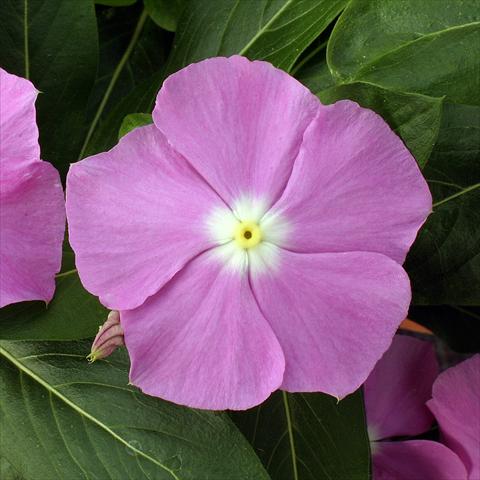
[0,458,23,480]
[0,0,98,177]
[327,0,480,104]
[0,268,106,341]
[318,82,443,168]
[295,58,335,94]
[81,8,168,158]
[0,340,270,480]
[145,0,185,32]
[166,0,348,74]
[406,103,480,304]
[86,71,163,156]
[231,390,370,480]
[96,0,137,5]
[119,112,153,139]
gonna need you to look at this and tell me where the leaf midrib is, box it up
[0,344,180,480]
[433,182,480,208]
[330,20,480,82]
[238,0,294,55]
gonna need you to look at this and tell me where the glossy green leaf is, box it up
[0,0,98,177]
[328,0,480,104]
[319,82,443,168]
[0,269,106,341]
[406,103,480,304]
[166,0,347,74]
[231,390,370,480]
[0,340,270,480]
[118,112,153,139]
[145,0,185,32]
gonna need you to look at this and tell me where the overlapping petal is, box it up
[122,249,285,410]
[269,100,432,264]
[250,248,410,399]
[66,125,227,310]
[0,68,40,173]
[365,335,439,441]
[372,440,468,480]
[427,355,480,479]
[153,55,319,209]
[0,161,65,307]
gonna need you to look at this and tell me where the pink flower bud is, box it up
[87,311,124,362]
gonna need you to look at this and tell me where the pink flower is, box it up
[365,335,478,480]
[428,354,480,480]
[0,68,65,307]
[66,56,431,410]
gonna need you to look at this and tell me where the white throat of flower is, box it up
[206,197,289,275]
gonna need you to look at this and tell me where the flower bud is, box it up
[87,310,124,362]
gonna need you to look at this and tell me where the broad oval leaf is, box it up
[0,0,98,177]
[0,340,270,480]
[406,103,480,304]
[327,0,480,104]
[231,390,370,480]
[166,0,348,74]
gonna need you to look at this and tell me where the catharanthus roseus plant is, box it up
[66,56,431,410]
[0,68,65,307]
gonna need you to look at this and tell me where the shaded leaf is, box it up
[0,0,98,177]
[295,57,335,94]
[118,112,153,139]
[166,0,347,74]
[406,104,480,304]
[328,0,480,104]
[96,0,137,5]
[145,0,185,32]
[319,82,443,168]
[0,269,106,341]
[231,390,370,480]
[409,305,480,353]
[85,71,163,156]
[81,8,168,158]
[0,340,270,480]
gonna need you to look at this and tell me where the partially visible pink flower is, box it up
[88,310,124,362]
[428,355,480,480]
[365,335,471,480]
[66,55,431,410]
[0,68,65,307]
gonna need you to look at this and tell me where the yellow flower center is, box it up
[234,221,262,249]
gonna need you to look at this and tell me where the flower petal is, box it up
[153,55,319,209]
[270,100,432,264]
[365,335,439,441]
[66,124,227,310]
[427,355,480,480]
[122,250,285,410]
[250,248,410,398]
[372,440,468,480]
[0,161,65,307]
[0,67,39,173]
